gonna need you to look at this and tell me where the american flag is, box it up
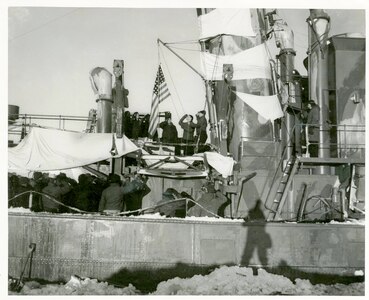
[148,65,171,137]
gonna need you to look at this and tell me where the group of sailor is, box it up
[8,172,149,214]
[123,109,209,150]
[157,110,209,155]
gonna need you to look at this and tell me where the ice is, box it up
[8,266,364,296]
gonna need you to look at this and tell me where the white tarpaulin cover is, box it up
[198,8,255,40]
[204,152,235,178]
[200,43,271,80]
[8,127,139,172]
[234,91,284,121]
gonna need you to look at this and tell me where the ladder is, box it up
[85,109,97,133]
[267,157,300,221]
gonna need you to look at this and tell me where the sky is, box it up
[5,1,367,133]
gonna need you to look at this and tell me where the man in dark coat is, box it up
[179,114,196,155]
[131,112,142,140]
[306,100,320,157]
[159,117,178,144]
[41,177,72,213]
[29,172,48,211]
[98,174,125,214]
[194,110,208,144]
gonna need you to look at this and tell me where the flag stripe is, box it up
[148,65,171,137]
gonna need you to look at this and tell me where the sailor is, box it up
[122,174,150,214]
[194,110,208,151]
[159,114,178,144]
[74,174,94,212]
[29,171,48,211]
[12,176,30,208]
[41,176,72,213]
[131,112,141,140]
[98,174,125,215]
[305,100,320,157]
[179,114,196,155]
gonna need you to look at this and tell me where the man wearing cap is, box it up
[98,174,125,215]
[194,110,208,146]
[159,116,178,144]
[306,100,320,157]
[179,114,196,155]
[41,176,72,213]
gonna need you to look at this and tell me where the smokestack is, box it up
[307,9,331,173]
[89,67,113,133]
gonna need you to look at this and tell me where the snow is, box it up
[8,207,32,213]
[8,266,364,296]
[329,218,365,225]
[130,213,245,222]
[152,266,364,296]
[9,276,140,295]
[7,208,365,226]
[354,270,364,276]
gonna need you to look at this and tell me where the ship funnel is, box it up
[308,9,330,49]
[89,67,113,133]
[307,9,331,173]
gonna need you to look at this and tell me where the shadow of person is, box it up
[241,199,272,275]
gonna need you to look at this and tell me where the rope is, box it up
[8,190,87,213]
[166,45,203,53]
[164,39,200,45]
[119,197,222,218]
[9,191,221,218]
[9,9,79,42]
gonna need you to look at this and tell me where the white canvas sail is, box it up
[200,43,271,80]
[198,8,256,40]
[234,91,283,121]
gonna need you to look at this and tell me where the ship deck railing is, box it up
[293,122,365,162]
[8,113,93,133]
[135,141,210,179]
[239,122,365,162]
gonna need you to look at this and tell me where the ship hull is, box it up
[8,212,364,287]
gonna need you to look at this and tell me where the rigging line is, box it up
[9,8,79,42]
[212,36,228,114]
[158,47,185,119]
[166,45,203,53]
[210,35,223,81]
[165,39,201,45]
[308,21,330,55]
[157,39,160,65]
[264,41,274,61]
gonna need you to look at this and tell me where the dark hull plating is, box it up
[8,212,364,289]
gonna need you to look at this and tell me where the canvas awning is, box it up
[234,91,284,121]
[198,8,256,40]
[200,43,271,80]
[8,127,139,172]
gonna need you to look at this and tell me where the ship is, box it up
[8,8,365,292]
